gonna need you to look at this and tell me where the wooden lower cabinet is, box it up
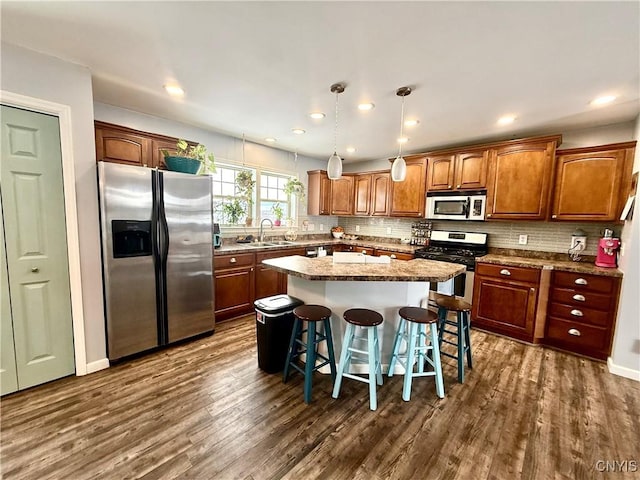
[543,271,621,360]
[214,248,306,321]
[472,263,541,343]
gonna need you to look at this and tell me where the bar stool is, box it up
[283,305,337,404]
[388,307,444,401]
[332,308,384,411]
[435,296,472,383]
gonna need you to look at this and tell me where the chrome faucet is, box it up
[259,218,273,243]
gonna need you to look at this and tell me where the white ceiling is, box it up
[2,2,639,162]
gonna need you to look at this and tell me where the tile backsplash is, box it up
[338,217,617,256]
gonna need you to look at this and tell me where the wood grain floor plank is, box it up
[1,315,638,480]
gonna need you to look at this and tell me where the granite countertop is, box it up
[216,238,421,255]
[262,255,465,282]
[477,253,623,278]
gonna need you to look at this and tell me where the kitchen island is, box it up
[262,255,465,373]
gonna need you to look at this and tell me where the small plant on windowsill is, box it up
[162,139,216,174]
[271,202,284,226]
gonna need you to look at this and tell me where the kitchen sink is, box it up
[265,240,295,246]
[245,241,296,247]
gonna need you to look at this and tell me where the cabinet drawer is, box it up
[476,263,540,284]
[548,302,610,327]
[553,271,616,294]
[374,249,414,261]
[545,317,608,352]
[256,248,306,263]
[214,253,255,270]
[550,288,611,311]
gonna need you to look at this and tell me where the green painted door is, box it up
[1,105,75,391]
[0,191,18,395]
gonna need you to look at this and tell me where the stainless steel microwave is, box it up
[426,190,486,221]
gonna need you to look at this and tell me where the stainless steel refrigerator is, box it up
[98,161,214,360]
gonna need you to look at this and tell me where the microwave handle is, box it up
[464,198,471,219]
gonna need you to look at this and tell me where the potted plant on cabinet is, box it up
[271,202,284,226]
[235,170,256,226]
[162,139,216,174]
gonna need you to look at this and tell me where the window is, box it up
[211,163,296,226]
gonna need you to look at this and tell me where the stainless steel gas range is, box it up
[414,230,488,306]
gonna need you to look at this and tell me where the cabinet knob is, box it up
[530,287,535,292]
[574,278,588,285]
[500,269,511,276]
[572,294,586,302]
[552,215,557,219]
[457,184,461,188]
[230,257,237,264]
[487,213,492,217]
[568,328,581,337]
[570,309,583,317]
[31,267,39,273]
[361,250,367,254]
[448,185,452,189]
[390,254,397,259]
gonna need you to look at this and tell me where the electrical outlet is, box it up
[319,224,324,231]
[518,234,528,245]
[307,223,315,231]
[386,227,392,235]
[571,236,587,250]
[355,225,360,232]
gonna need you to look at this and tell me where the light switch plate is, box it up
[355,225,360,232]
[308,223,315,231]
[319,224,324,231]
[519,234,528,245]
[386,227,392,234]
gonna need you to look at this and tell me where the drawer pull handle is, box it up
[500,269,511,276]
[230,257,237,263]
[568,328,581,337]
[572,294,586,302]
[575,278,588,285]
[570,309,583,317]
[31,267,40,273]
[390,254,397,259]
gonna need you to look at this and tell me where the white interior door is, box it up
[1,105,75,390]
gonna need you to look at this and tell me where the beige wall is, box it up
[1,43,106,364]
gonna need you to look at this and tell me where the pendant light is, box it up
[391,86,412,182]
[327,83,345,180]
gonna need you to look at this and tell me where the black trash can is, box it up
[254,294,304,373]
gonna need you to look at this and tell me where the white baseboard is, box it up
[607,357,640,382]
[83,358,110,375]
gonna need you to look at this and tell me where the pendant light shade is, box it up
[327,83,345,180]
[392,86,412,182]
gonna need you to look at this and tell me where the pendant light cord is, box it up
[242,133,246,166]
[333,91,339,154]
[398,96,405,157]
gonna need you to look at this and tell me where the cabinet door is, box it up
[307,171,331,215]
[370,172,390,216]
[331,175,354,215]
[551,147,629,221]
[96,127,152,167]
[389,156,427,217]
[426,154,455,191]
[455,150,488,190]
[471,275,538,342]
[255,248,306,299]
[151,139,178,170]
[214,267,255,320]
[353,174,371,216]
[485,140,557,220]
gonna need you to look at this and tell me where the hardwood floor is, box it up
[1,315,639,480]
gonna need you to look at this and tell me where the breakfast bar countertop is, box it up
[477,253,624,278]
[262,255,465,282]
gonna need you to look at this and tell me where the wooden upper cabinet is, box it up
[331,175,355,215]
[370,172,390,216]
[307,170,331,215]
[426,154,455,191]
[485,136,561,220]
[95,125,152,167]
[151,138,178,170]
[353,174,372,216]
[389,155,427,217]
[455,150,488,190]
[551,142,636,222]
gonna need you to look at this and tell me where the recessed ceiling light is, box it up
[497,115,516,125]
[358,103,375,111]
[591,95,617,106]
[404,119,420,127]
[309,112,325,119]
[346,147,356,153]
[264,137,276,143]
[164,84,184,97]
[397,137,409,144]
[292,128,306,135]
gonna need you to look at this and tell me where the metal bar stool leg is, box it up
[332,323,355,399]
[303,321,316,404]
